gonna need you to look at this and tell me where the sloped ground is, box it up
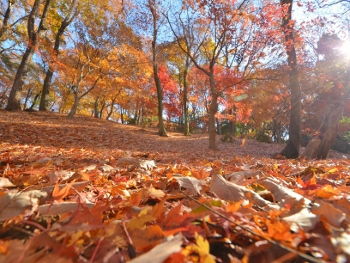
[0,110,350,263]
[0,110,346,162]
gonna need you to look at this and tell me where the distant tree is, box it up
[167,0,282,150]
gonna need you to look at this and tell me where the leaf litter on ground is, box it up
[0,111,350,262]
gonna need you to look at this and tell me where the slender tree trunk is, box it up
[6,0,52,111]
[208,69,219,150]
[28,93,40,110]
[23,88,33,110]
[150,3,167,137]
[67,92,79,118]
[228,107,236,136]
[279,0,301,158]
[183,57,190,136]
[39,0,77,111]
[208,93,219,150]
[153,59,167,136]
[106,97,117,120]
[99,99,105,118]
[94,96,100,118]
[0,0,15,40]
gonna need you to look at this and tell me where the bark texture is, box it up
[6,0,51,111]
[279,0,301,158]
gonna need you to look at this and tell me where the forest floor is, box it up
[0,110,350,263]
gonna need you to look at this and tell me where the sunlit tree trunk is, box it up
[302,67,350,159]
[302,102,345,159]
[67,92,79,118]
[279,0,301,158]
[6,0,52,111]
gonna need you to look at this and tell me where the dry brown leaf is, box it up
[0,190,48,221]
[210,174,278,209]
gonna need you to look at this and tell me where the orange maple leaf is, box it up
[52,181,74,201]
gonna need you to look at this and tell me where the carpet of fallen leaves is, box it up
[1,110,350,263]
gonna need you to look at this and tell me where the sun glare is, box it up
[339,40,350,59]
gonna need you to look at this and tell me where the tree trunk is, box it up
[228,107,236,136]
[6,0,51,111]
[67,92,79,118]
[302,102,344,159]
[28,93,40,110]
[94,96,100,118]
[6,48,34,111]
[207,68,219,150]
[39,0,77,111]
[208,93,219,150]
[150,4,167,137]
[153,61,167,136]
[183,57,190,136]
[23,88,33,110]
[99,99,105,118]
[106,97,117,120]
[279,0,301,158]
[0,0,14,39]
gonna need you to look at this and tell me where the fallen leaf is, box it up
[0,190,48,221]
[172,175,203,195]
[0,177,16,188]
[128,234,183,263]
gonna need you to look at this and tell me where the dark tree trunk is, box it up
[208,69,219,150]
[150,5,167,137]
[228,107,236,136]
[106,97,117,120]
[279,0,301,158]
[99,99,105,118]
[272,118,282,143]
[183,56,190,136]
[6,0,52,111]
[0,0,14,39]
[28,93,40,110]
[94,96,100,118]
[39,0,77,111]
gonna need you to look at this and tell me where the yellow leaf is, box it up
[327,168,338,173]
[126,214,155,230]
[195,233,210,253]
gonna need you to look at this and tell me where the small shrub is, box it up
[220,133,234,143]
